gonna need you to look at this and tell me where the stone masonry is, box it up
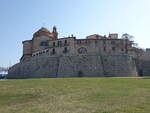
[8,55,138,78]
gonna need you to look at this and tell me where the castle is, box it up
[8,26,150,78]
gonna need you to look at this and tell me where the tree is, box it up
[121,33,134,41]
[121,33,136,53]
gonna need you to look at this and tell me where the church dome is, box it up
[33,27,51,38]
[38,27,50,33]
[33,26,58,39]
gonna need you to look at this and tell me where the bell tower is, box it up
[53,26,57,33]
[52,26,58,38]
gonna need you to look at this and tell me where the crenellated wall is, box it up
[8,55,138,78]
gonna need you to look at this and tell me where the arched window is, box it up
[78,47,87,54]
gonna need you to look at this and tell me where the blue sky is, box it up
[0,0,150,67]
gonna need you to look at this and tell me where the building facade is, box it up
[8,26,150,78]
[21,27,133,62]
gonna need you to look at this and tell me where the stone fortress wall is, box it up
[8,55,137,78]
[134,48,150,76]
[8,26,150,78]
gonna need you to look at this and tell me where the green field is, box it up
[0,78,150,113]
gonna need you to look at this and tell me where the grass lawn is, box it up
[0,77,150,113]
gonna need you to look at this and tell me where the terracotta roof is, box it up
[33,27,57,38]
[38,27,50,33]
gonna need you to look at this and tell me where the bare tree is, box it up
[0,67,9,73]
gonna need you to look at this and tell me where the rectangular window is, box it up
[52,48,55,54]
[103,40,106,44]
[57,41,59,46]
[53,42,55,47]
[85,40,88,43]
[58,41,62,46]
[112,47,116,51]
[59,41,62,46]
[40,42,49,46]
[64,40,67,45]
[95,40,97,44]
[77,40,82,44]
[111,40,115,45]
[63,47,68,53]
[104,47,106,51]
